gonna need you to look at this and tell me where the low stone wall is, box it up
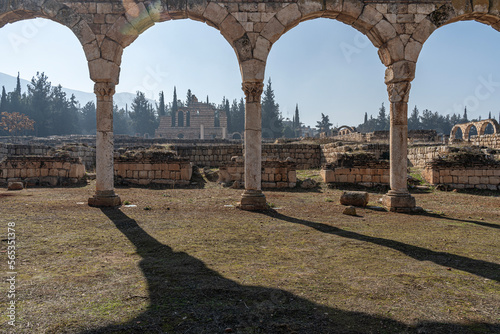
[51,144,97,171]
[0,156,86,187]
[172,143,321,169]
[469,134,500,149]
[321,164,390,188]
[219,159,297,189]
[320,153,390,188]
[422,155,500,190]
[0,143,50,160]
[114,154,193,187]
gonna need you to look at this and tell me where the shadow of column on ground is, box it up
[79,208,499,334]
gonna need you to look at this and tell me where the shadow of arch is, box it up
[80,208,500,333]
[0,1,98,62]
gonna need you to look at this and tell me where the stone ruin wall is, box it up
[0,156,86,187]
[320,155,390,188]
[467,134,500,149]
[114,156,193,187]
[219,159,297,189]
[321,143,389,165]
[422,163,500,191]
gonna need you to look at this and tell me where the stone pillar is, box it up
[239,81,267,210]
[200,124,205,140]
[88,82,121,207]
[382,80,416,212]
[222,127,227,139]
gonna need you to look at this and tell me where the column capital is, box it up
[94,82,116,102]
[242,81,264,103]
[387,81,411,104]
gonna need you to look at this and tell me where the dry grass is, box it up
[0,179,499,334]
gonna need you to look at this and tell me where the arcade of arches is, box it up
[2,0,500,212]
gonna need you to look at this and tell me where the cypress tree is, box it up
[0,86,7,113]
[15,72,21,96]
[172,87,177,127]
[158,91,166,117]
[463,107,468,123]
[364,112,368,124]
[488,111,492,120]
[294,104,300,129]
[186,89,192,106]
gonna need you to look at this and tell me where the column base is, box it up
[238,190,268,211]
[382,191,419,213]
[88,190,121,207]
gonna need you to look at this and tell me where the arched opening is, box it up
[483,123,495,135]
[467,125,478,139]
[453,127,463,140]
[266,18,387,138]
[119,19,241,139]
[177,133,184,139]
[232,133,242,140]
[411,21,500,136]
[0,17,92,137]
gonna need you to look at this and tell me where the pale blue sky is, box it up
[0,17,499,128]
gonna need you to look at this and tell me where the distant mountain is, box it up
[0,72,150,110]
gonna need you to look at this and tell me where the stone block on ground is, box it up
[8,182,23,191]
[340,191,369,207]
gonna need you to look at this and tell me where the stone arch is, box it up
[104,1,249,70]
[451,125,465,139]
[464,123,478,140]
[479,119,500,135]
[410,3,500,49]
[0,1,99,76]
[231,132,243,140]
[255,2,398,68]
[338,125,356,134]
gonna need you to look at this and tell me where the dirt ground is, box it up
[0,179,499,333]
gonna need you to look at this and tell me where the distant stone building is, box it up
[155,95,227,139]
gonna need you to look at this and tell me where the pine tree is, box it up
[81,101,96,134]
[27,72,52,136]
[130,91,157,136]
[316,113,332,133]
[171,87,177,127]
[408,105,420,130]
[0,86,7,113]
[158,91,166,117]
[261,78,283,138]
[377,103,389,130]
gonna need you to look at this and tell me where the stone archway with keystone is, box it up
[1,0,500,212]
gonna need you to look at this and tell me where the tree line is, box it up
[0,73,301,139]
[355,103,498,135]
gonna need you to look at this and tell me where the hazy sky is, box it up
[1,17,500,127]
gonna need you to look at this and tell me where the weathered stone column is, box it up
[239,81,267,210]
[382,80,416,212]
[88,82,121,207]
